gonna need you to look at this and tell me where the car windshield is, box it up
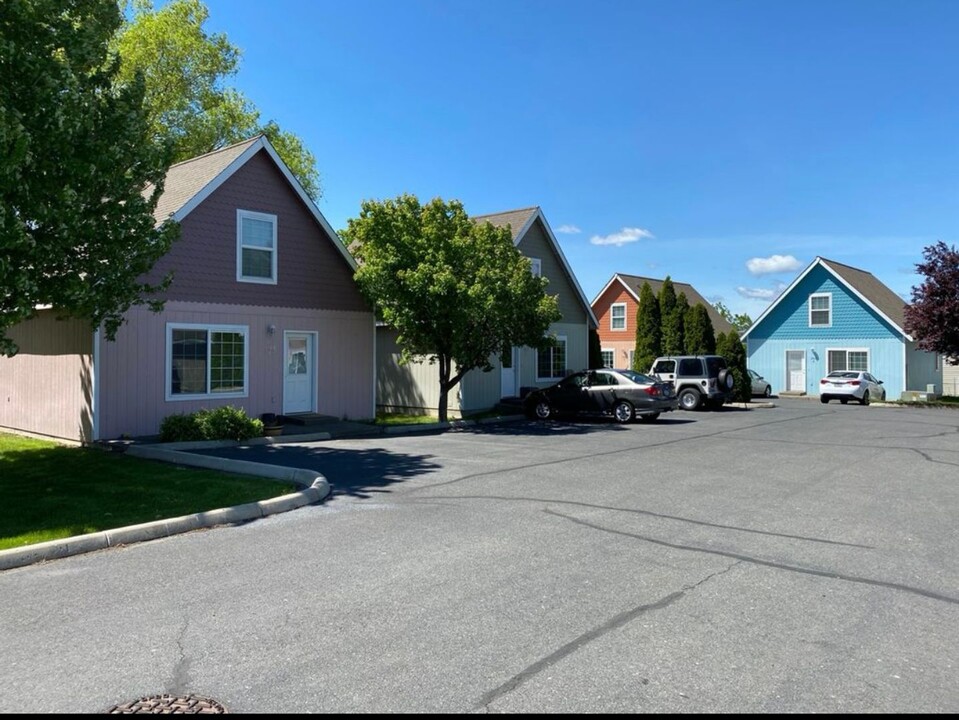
[618,370,656,384]
[827,372,860,379]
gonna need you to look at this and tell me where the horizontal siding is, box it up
[753,265,901,341]
[906,342,943,395]
[594,282,636,345]
[747,336,905,397]
[0,312,92,442]
[375,328,462,415]
[98,302,374,439]
[943,359,959,397]
[517,221,587,325]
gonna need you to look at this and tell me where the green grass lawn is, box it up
[0,433,296,551]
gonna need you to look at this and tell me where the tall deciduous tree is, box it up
[342,195,561,422]
[684,303,716,355]
[714,301,753,334]
[0,0,179,356]
[633,282,661,372]
[114,0,320,198]
[904,241,959,360]
[588,327,603,369]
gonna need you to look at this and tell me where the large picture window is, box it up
[610,303,626,331]
[237,209,277,283]
[167,324,249,400]
[809,293,832,327]
[827,348,869,373]
[537,336,567,380]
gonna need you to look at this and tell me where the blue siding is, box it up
[751,266,900,341]
[906,341,943,395]
[747,336,905,397]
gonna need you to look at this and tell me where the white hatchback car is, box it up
[819,371,886,405]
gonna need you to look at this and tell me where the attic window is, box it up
[809,293,831,327]
[237,209,277,284]
[529,257,542,277]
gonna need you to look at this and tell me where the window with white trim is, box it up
[827,348,869,373]
[610,303,626,331]
[537,336,567,380]
[167,324,249,400]
[529,257,542,277]
[601,349,614,368]
[809,293,832,327]
[237,209,277,283]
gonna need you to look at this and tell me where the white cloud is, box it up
[746,254,802,275]
[556,224,581,234]
[589,227,654,247]
[737,286,775,300]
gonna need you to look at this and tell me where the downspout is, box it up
[92,328,100,442]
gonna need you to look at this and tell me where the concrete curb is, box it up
[149,432,332,451]
[0,448,331,573]
[725,401,776,409]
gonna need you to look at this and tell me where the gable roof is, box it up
[473,206,598,327]
[146,135,356,270]
[592,273,734,335]
[741,257,911,341]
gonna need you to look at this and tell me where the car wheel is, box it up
[679,388,701,411]
[534,400,553,420]
[717,369,734,391]
[881,391,886,402]
[820,396,829,404]
[860,390,870,406]
[763,385,771,398]
[639,412,660,423]
[613,400,634,424]
[840,398,848,405]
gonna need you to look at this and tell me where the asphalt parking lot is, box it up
[2,399,958,713]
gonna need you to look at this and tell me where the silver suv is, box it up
[650,355,735,410]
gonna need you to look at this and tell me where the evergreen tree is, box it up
[588,327,603,369]
[663,292,688,355]
[717,330,750,402]
[633,282,661,371]
[684,303,716,355]
[658,277,681,354]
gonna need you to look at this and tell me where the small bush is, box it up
[159,406,263,442]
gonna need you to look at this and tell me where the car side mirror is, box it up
[878,380,883,384]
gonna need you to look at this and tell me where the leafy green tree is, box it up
[342,195,561,421]
[716,330,750,402]
[714,301,753,334]
[588,327,603,369]
[684,303,716,355]
[0,0,179,356]
[633,282,661,372]
[114,0,320,198]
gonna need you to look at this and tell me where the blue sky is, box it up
[200,0,958,319]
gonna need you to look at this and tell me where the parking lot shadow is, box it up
[198,445,443,499]
[459,417,696,435]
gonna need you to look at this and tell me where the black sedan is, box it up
[524,369,679,423]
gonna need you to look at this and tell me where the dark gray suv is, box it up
[650,355,735,410]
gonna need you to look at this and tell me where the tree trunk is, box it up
[437,355,450,423]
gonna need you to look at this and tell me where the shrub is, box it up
[159,406,263,442]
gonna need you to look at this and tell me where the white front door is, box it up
[786,350,806,393]
[501,347,519,398]
[284,332,315,413]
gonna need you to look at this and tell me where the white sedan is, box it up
[819,371,886,405]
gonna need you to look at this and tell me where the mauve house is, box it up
[0,135,375,442]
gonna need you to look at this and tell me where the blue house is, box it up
[742,257,942,400]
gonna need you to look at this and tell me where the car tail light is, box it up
[848,380,861,386]
[820,379,828,384]
[644,386,660,397]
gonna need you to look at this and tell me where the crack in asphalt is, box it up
[169,618,191,695]
[471,560,743,711]
[909,447,959,468]
[408,494,872,549]
[546,508,959,607]
[414,410,836,493]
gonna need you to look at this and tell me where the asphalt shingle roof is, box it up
[614,274,735,335]
[819,257,908,331]
[471,206,539,240]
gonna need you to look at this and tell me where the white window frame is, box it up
[826,347,870,374]
[600,348,614,368]
[808,292,832,328]
[166,323,250,401]
[610,302,627,331]
[537,335,567,381]
[237,209,278,284]
[529,257,542,277]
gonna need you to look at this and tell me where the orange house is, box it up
[591,273,733,370]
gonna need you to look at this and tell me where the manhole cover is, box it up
[106,694,227,714]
